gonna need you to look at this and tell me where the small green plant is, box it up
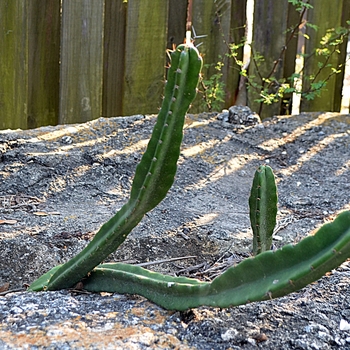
[202,1,350,114]
[201,60,226,111]
[29,35,350,311]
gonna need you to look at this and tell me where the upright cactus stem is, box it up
[29,41,203,292]
[249,165,278,255]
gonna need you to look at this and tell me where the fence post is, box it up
[300,0,345,113]
[248,0,289,119]
[0,0,28,130]
[28,0,60,129]
[122,0,168,116]
[102,0,127,118]
[59,0,105,124]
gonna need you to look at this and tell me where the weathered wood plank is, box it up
[335,0,349,112]
[280,2,300,115]
[122,0,168,115]
[300,0,344,112]
[227,0,246,107]
[0,0,28,130]
[167,0,187,49]
[102,0,127,117]
[28,0,60,128]
[59,0,104,124]
[192,0,232,112]
[248,0,289,119]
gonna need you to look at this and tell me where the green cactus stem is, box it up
[82,211,350,310]
[249,165,278,255]
[29,40,203,292]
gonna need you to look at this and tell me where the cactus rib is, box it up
[28,42,202,292]
[83,211,350,310]
[249,165,278,255]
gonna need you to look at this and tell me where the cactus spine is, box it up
[249,165,278,255]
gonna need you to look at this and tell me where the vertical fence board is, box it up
[122,0,168,115]
[59,0,104,124]
[28,0,60,128]
[192,0,232,112]
[335,0,349,112]
[227,0,246,107]
[167,0,187,49]
[102,0,127,117]
[280,2,300,115]
[0,0,28,130]
[192,0,219,112]
[248,0,289,119]
[300,0,344,112]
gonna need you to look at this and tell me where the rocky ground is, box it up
[0,111,349,349]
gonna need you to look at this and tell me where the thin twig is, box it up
[176,262,207,275]
[0,288,26,296]
[135,255,197,267]
[186,0,193,32]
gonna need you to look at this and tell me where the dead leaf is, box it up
[33,212,48,216]
[0,282,10,293]
[0,219,17,225]
[33,211,60,216]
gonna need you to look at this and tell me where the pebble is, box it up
[221,328,238,341]
[340,319,350,331]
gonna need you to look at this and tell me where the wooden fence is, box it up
[0,0,349,130]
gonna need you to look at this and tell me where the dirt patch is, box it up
[0,112,349,349]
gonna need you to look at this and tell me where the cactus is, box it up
[29,39,203,291]
[82,211,350,310]
[28,35,350,313]
[249,165,278,255]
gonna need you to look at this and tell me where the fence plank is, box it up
[59,0,104,124]
[300,0,344,113]
[102,0,127,117]
[192,0,232,112]
[28,0,60,128]
[0,0,28,130]
[248,0,289,119]
[122,0,168,115]
[227,0,246,107]
[335,0,349,112]
[280,2,300,115]
[167,0,187,49]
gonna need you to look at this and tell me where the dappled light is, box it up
[279,132,345,177]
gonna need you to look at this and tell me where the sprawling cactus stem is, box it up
[83,211,350,310]
[249,165,278,255]
[29,41,203,292]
